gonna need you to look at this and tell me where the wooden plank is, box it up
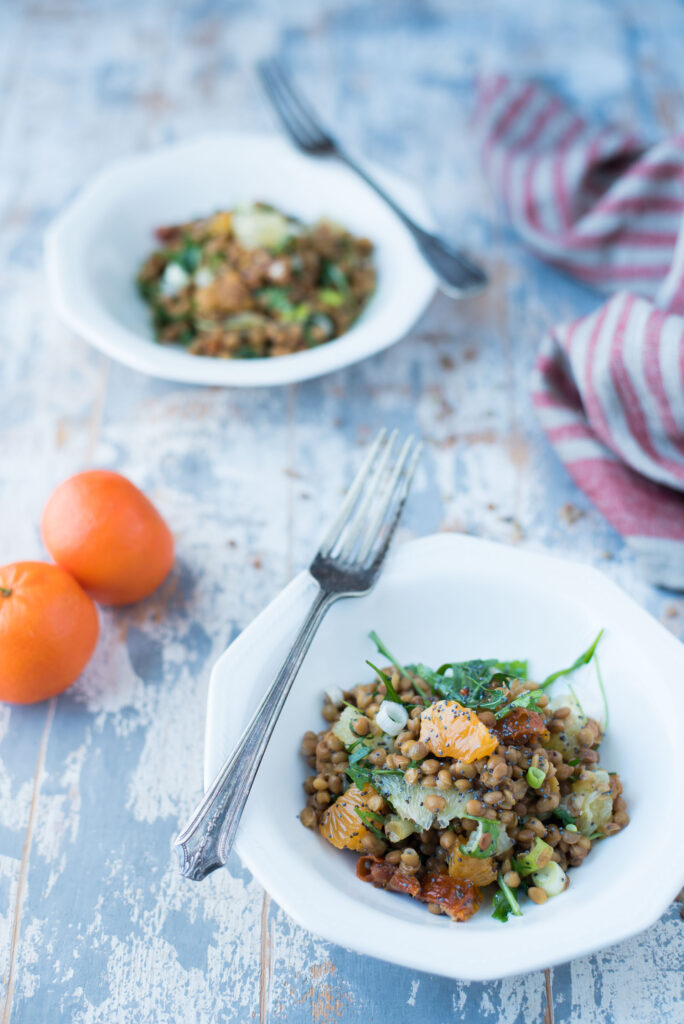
[0,1,682,1021]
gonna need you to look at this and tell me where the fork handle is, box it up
[175,581,335,881]
[336,147,432,243]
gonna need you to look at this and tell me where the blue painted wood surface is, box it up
[1,1,683,1021]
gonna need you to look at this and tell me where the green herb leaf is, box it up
[175,240,202,273]
[492,873,523,922]
[321,260,349,291]
[345,763,373,789]
[526,766,546,789]
[348,740,374,765]
[369,632,407,676]
[256,286,296,314]
[366,660,403,704]
[427,658,527,712]
[552,807,576,826]
[369,634,431,705]
[355,807,386,841]
[541,630,604,689]
[494,689,545,720]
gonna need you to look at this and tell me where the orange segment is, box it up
[419,699,498,763]
[319,784,378,851]
[448,846,497,886]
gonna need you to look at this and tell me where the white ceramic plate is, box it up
[204,534,684,980]
[45,133,436,387]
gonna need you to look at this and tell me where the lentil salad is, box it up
[299,631,628,923]
[137,202,376,358]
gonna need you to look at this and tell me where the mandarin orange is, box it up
[419,699,498,763]
[319,784,379,851]
[448,846,498,886]
[41,470,174,606]
[0,562,99,704]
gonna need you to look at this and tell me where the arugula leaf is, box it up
[552,806,576,827]
[355,807,386,841]
[427,658,527,711]
[348,739,374,765]
[369,631,407,676]
[175,240,202,273]
[366,660,403,704]
[346,763,373,789]
[541,630,604,689]
[494,689,545,720]
[256,286,296,314]
[370,632,430,702]
[492,874,522,922]
[321,260,349,291]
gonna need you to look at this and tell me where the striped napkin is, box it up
[476,75,684,589]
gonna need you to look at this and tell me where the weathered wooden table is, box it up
[2,1,683,1021]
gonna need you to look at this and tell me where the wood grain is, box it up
[0,1,683,1021]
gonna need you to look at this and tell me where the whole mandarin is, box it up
[0,561,99,704]
[41,470,174,605]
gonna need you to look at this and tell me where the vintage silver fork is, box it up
[175,428,422,881]
[258,57,487,298]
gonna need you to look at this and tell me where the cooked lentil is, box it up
[300,632,627,923]
[137,202,376,358]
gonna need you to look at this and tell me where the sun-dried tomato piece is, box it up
[418,874,481,921]
[154,225,184,245]
[356,855,396,887]
[495,707,549,745]
[387,870,421,898]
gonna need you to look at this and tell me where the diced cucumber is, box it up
[384,816,417,843]
[559,768,613,836]
[331,706,363,747]
[545,694,587,759]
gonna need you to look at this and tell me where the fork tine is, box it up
[366,441,423,568]
[337,429,398,559]
[258,61,308,149]
[357,436,416,563]
[318,428,387,556]
[267,59,330,143]
[259,60,323,150]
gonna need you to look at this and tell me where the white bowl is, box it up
[45,133,436,387]
[204,534,684,980]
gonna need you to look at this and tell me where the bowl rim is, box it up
[44,131,438,388]
[204,533,684,980]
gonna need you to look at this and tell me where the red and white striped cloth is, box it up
[476,75,684,588]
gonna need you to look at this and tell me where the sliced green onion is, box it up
[526,766,545,789]
[513,837,553,877]
[376,699,408,736]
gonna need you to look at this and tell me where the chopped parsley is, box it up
[492,873,522,922]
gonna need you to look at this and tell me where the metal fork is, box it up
[175,428,422,881]
[258,58,487,298]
